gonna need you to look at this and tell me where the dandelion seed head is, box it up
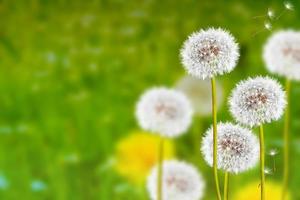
[147,160,205,200]
[263,30,300,80]
[229,77,286,127]
[180,28,239,79]
[201,122,259,174]
[175,76,223,116]
[136,87,193,138]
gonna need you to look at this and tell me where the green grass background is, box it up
[0,0,300,199]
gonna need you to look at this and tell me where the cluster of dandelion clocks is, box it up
[147,160,205,200]
[180,27,240,200]
[263,29,300,200]
[229,76,286,200]
[135,87,194,200]
[133,26,292,200]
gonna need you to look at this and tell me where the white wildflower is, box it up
[229,76,286,127]
[136,87,193,138]
[201,122,259,174]
[263,30,300,80]
[180,27,239,79]
[147,160,205,200]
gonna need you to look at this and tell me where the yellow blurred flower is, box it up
[114,131,175,184]
[233,181,290,200]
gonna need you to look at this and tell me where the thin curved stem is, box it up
[259,125,265,200]
[157,137,164,200]
[211,77,222,200]
[282,79,291,200]
[224,172,229,200]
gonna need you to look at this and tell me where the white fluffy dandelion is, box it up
[175,75,223,116]
[263,30,300,80]
[201,122,259,174]
[147,160,205,200]
[136,87,193,138]
[180,28,239,79]
[229,76,286,127]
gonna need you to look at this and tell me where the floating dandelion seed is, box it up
[201,122,259,174]
[229,76,286,127]
[180,28,239,79]
[268,148,278,172]
[264,21,272,31]
[263,30,300,80]
[136,87,193,138]
[268,149,278,156]
[264,167,273,175]
[147,160,205,200]
[267,8,275,19]
[276,1,294,20]
[284,1,294,10]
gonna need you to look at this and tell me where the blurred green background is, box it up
[0,0,300,199]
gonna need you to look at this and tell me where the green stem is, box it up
[211,77,222,200]
[224,172,229,200]
[259,125,265,200]
[157,137,164,200]
[282,79,291,200]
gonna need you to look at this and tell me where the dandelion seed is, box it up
[284,1,294,10]
[263,30,300,80]
[180,28,239,79]
[229,76,286,127]
[264,167,273,175]
[136,88,193,138]
[147,160,205,200]
[267,8,275,19]
[264,21,272,31]
[201,122,259,173]
[268,149,278,172]
[268,149,278,156]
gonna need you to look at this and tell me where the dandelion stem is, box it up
[282,79,291,200]
[224,172,229,200]
[259,124,265,200]
[211,77,222,200]
[157,137,164,200]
